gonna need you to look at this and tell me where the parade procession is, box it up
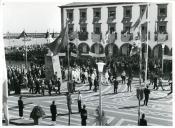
[1,1,173,126]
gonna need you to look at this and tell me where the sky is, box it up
[2,0,71,33]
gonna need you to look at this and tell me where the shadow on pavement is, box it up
[118,104,144,109]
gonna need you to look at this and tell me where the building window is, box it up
[108,23,116,33]
[80,9,87,19]
[68,24,74,34]
[80,24,87,32]
[108,7,116,18]
[140,5,147,17]
[94,23,101,34]
[93,8,101,18]
[123,6,132,18]
[158,4,167,17]
[157,21,167,33]
[67,9,73,21]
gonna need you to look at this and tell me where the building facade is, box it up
[59,2,172,58]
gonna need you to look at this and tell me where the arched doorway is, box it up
[120,43,132,56]
[91,43,104,54]
[153,44,169,58]
[78,43,90,54]
[105,43,118,57]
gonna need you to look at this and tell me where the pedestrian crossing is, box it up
[6,78,172,126]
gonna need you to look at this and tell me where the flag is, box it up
[104,31,110,44]
[46,24,68,56]
[130,6,148,33]
[16,30,28,39]
[130,40,141,56]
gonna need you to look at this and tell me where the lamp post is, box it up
[162,44,165,76]
[96,62,105,126]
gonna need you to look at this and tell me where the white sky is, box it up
[2,0,71,33]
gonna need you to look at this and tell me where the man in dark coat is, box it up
[56,78,61,94]
[81,104,87,126]
[139,113,147,126]
[113,78,118,94]
[144,86,150,106]
[94,77,98,92]
[153,75,158,89]
[127,78,132,92]
[50,101,57,122]
[18,96,24,118]
[88,75,92,90]
[35,78,40,94]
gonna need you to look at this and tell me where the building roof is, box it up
[59,2,140,8]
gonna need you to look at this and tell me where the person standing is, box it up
[113,78,118,94]
[35,78,40,94]
[56,78,61,94]
[157,77,164,91]
[41,80,45,96]
[127,78,132,92]
[88,74,92,90]
[139,113,147,126]
[144,86,150,106]
[77,91,82,113]
[94,77,98,92]
[18,96,24,119]
[50,101,57,124]
[81,105,87,126]
[121,70,126,84]
[153,75,158,89]
[48,80,52,96]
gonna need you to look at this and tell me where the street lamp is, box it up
[96,62,105,126]
[162,44,165,76]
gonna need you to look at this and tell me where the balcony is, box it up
[91,32,102,43]
[121,31,133,42]
[154,32,168,42]
[79,18,86,24]
[105,32,117,43]
[78,31,88,41]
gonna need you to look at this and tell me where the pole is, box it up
[145,3,149,87]
[65,20,71,126]
[162,46,164,76]
[24,36,27,68]
[138,23,142,126]
[99,72,102,126]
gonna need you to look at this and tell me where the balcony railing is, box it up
[154,32,168,42]
[78,31,88,41]
[121,31,133,42]
[105,32,117,43]
[91,32,102,43]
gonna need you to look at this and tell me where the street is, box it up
[6,78,172,126]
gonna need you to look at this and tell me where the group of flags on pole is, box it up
[130,5,148,56]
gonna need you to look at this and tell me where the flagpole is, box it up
[66,20,71,126]
[145,3,149,88]
[138,20,142,126]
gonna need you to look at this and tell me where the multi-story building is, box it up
[59,2,172,58]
